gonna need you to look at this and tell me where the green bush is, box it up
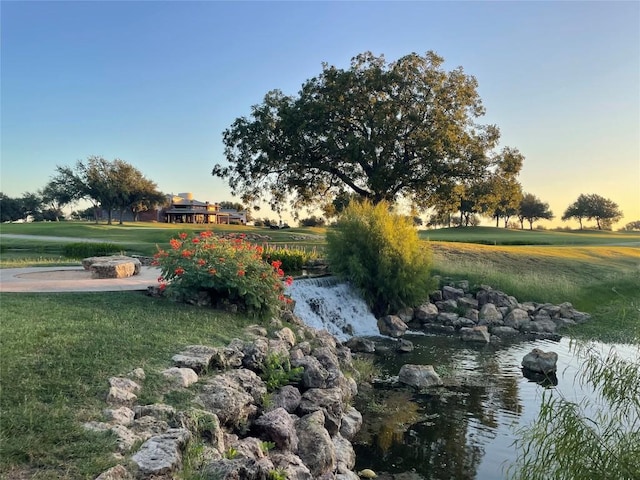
[155,231,293,319]
[262,244,319,274]
[326,200,435,316]
[62,242,121,259]
[259,352,304,392]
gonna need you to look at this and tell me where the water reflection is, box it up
[352,335,605,479]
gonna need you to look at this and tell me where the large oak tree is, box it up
[213,51,522,211]
[562,194,623,230]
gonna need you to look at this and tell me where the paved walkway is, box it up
[0,266,162,293]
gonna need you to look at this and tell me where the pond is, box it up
[352,334,640,480]
[286,277,638,480]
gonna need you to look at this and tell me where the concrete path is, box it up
[0,266,162,293]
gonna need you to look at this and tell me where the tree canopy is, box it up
[53,156,164,224]
[562,194,623,230]
[213,51,523,212]
[518,193,554,230]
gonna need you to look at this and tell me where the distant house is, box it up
[162,193,246,225]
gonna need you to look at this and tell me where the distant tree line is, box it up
[1,156,165,225]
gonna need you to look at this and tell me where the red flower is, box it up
[159,283,166,291]
[197,259,206,266]
[179,232,188,240]
[271,260,282,269]
[157,276,165,283]
[181,249,194,258]
[277,268,284,277]
[237,270,245,276]
[175,267,185,275]
[192,237,200,244]
[208,268,217,275]
[170,238,182,250]
[200,230,213,238]
[285,276,293,286]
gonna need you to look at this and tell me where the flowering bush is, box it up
[154,231,293,319]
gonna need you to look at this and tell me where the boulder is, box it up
[268,385,302,413]
[295,411,336,478]
[503,308,531,330]
[94,465,132,480]
[521,348,558,374]
[377,315,408,338]
[414,302,439,322]
[442,285,465,301]
[172,345,219,373]
[398,364,443,388]
[298,387,344,436]
[162,367,199,388]
[344,337,376,353]
[478,303,503,325]
[254,407,299,452]
[460,325,491,343]
[84,256,142,279]
[131,428,190,476]
[339,406,363,441]
[196,380,258,429]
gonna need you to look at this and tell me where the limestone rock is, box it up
[377,315,408,338]
[478,303,503,325]
[103,406,134,426]
[254,407,299,452]
[94,464,132,480]
[504,308,531,330]
[131,428,190,476]
[268,385,302,413]
[162,367,199,388]
[270,451,313,480]
[295,411,336,478]
[344,337,376,353]
[414,302,439,322]
[298,387,344,436]
[172,345,219,373]
[460,325,491,343]
[339,406,363,441]
[398,364,442,388]
[522,348,558,374]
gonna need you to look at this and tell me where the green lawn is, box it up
[420,225,640,246]
[0,292,253,479]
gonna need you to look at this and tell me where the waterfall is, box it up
[285,276,381,342]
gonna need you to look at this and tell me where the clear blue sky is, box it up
[2,1,638,227]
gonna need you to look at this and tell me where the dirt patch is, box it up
[16,269,93,280]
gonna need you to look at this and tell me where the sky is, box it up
[1,1,638,228]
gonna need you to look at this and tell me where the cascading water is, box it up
[285,276,381,341]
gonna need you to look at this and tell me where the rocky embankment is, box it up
[88,314,364,480]
[375,281,590,343]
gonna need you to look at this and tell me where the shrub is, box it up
[326,200,435,316]
[62,242,121,259]
[259,352,304,392]
[262,244,319,273]
[299,215,326,227]
[154,231,293,319]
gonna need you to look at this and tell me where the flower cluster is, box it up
[154,231,293,319]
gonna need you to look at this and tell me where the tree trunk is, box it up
[495,216,499,227]
[529,220,533,230]
[578,219,583,230]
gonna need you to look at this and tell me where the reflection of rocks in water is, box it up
[522,368,558,387]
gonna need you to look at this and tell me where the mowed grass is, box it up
[0,292,254,479]
[0,223,638,477]
[0,221,326,264]
[420,225,640,246]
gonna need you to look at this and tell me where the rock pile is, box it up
[374,281,590,343]
[90,320,364,480]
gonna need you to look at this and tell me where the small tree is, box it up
[563,193,622,230]
[518,193,554,230]
[622,220,640,231]
[326,200,435,316]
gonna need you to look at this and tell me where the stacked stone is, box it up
[91,323,364,480]
[376,282,591,343]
